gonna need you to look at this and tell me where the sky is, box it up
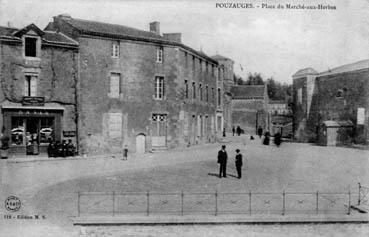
[0,0,368,84]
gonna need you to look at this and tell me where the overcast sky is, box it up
[0,0,368,84]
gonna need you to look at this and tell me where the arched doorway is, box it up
[136,133,146,153]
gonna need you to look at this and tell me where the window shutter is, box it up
[110,74,120,97]
[30,76,37,96]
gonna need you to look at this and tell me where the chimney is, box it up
[163,33,182,43]
[149,21,160,35]
[7,21,14,28]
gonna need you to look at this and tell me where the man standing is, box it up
[217,145,228,178]
[235,149,243,179]
[232,126,235,136]
[258,127,263,138]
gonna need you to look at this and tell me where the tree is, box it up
[246,73,264,85]
[266,77,292,101]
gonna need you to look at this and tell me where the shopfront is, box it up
[2,105,64,155]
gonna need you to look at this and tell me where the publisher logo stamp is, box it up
[5,196,21,212]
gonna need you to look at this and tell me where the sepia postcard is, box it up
[0,0,368,236]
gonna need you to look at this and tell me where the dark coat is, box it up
[235,153,243,167]
[217,150,228,164]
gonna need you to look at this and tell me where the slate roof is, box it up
[318,59,369,77]
[43,31,78,46]
[0,26,19,40]
[53,16,217,63]
[0,25,78,47]
[231,85,266,99]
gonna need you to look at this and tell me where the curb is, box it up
[73,215,369,226]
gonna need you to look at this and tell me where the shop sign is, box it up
[22,96,45,106]
[63,131,76,137]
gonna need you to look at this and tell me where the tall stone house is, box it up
[45,14,221,155]
[211,55,234,133]
[0,23,78,156]
[293,59,369,145]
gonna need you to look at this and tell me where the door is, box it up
[151,114,166,147]
[26,117,39,154]
[136,134,146,153]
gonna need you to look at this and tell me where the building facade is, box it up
[230,85,270,134]
[211,55,234,133]
[46,14,220,155]
[293,60,369,145]
[0,23,79,156]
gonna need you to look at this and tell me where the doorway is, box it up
[136,134,146,153]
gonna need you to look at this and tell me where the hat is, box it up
[222,145,226,149]
[235,149,240,152]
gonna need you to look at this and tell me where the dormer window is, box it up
[24,37,38,58]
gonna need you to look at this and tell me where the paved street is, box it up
[1,135,369,236]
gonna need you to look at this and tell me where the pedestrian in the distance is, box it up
[274,132,282,147]
[217,145,228,178]
[258,127,263,139]
[236,126,241,136]
[232,126,235,136]
[235,149,243,179]
[263,131,270,145]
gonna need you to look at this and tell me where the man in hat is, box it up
[217,145,228,178]
[235,149,243,179]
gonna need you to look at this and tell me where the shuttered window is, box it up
[24,75,37,96]
[109,73,120,98]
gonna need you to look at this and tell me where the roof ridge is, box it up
[71,17,159,37]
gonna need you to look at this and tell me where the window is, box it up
[184,80,188,99]
[192,82,196,99]
[199,84,203,101]
[211,87,215,102]
[24,75,37,96]
[217,88,221,106]
[11,117,24,145]
[156,47,163,63]
[111,42,120,58]
[108,112,122,139]
[24,37,37,57]
[40,118,54,144]
[206,62,208,74]
[154,76,165,99]
[297,88,302,104]
[185,52,188,68]
[205,85,209,102]
[109,73,121,98]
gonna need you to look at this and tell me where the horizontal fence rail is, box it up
[77,190,354,217]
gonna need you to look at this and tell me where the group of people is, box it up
[217,145,243,179]
[258,127,282,147]
[47,139,76,157]
[232,126,243,136]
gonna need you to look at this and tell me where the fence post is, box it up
[181,190,184,216]
[215,190,218,216]
[316,191,319,215]
[146,190,150,216]
[112,191,115,216]
[77,191,80,217]
[282,190,285,215]
[249,190,252,215]
[358,183,361,206]
[348,188,351,215]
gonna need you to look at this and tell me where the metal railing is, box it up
[358,183,369,207]
[77,190,352,217]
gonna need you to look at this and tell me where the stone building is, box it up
[0,23,79,156]
[211,55,234,133]
[230,85,270,134]
[268,100,292,137]
[293,60,369,145]
[46,14,220,154]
